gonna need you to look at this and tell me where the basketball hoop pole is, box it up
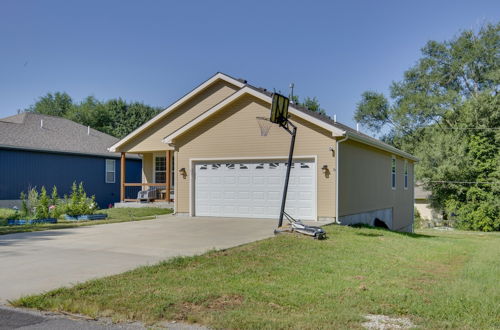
[278,119,297,228]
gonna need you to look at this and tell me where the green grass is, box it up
[0,207,172,235]
[0,208,16,221]
[12,226,499,329]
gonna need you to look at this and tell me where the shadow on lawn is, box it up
[350,224,435,239]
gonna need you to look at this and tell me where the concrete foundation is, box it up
[339,208,393,229]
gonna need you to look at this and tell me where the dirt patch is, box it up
[362,314,415,329]
[174,295,244,320]
[206,294,243,309]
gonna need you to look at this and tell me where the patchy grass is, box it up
[0,207,172,235]
[13,226,500,329]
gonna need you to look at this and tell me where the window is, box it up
[391,156,396,190]
[404,160,409,190]
[155,156,166,183]
[105,159,115,183]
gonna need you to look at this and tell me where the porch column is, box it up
[166,150,171,202]
[120,152,126,202]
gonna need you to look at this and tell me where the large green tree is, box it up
[27,92,73,117]
[354,23,500,231]
[27,94,161,138]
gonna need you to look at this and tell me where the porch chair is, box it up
[137,186,158,202]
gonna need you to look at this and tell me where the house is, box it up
[414,182,442,224]
[109,73,418,232]
[0,113,141,208]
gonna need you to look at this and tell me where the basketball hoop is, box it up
[256,116,273,136]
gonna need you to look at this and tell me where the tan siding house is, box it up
[110,73,418,232]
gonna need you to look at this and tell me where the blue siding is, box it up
[0,149,141,208]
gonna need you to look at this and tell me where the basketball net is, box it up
[256,117,273,136]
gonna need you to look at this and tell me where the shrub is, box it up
[16,186,62,220]
[63,182,97,216]
[413,207,426,230]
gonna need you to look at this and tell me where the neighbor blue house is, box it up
[0,113,141,208]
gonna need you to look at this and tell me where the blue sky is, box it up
[1,0,499,131]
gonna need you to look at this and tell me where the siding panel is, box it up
[0,149,141,208]
[338,139,414,231]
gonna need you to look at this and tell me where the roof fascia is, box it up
[345,132,419,161]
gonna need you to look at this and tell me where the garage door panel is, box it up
[195,160,315,220]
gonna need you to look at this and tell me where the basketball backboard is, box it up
[270,93,289,124]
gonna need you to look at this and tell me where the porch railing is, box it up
[122,183,173,202]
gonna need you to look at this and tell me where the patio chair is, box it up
[137,186,158,202]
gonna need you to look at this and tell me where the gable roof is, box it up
[0,113,137,158]
[109,72,417,161]
[161,86,346,144]
[108,72,245,152]
[161,77,418,161]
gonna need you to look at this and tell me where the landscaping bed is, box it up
[7,218,57,225]
[0,207,172,235]
[12,226,500,329]
[64,214,107,221]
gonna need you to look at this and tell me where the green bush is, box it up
[63,182,97,216]
[413,207,426,230]
[15,186,62,220]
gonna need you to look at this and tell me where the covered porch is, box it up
[119,150,175,204]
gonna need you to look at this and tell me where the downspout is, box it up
[335,133,349,224]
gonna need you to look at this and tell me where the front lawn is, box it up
[13,226,499,329]
[0,207,172,235]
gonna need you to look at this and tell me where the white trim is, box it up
[189,155,318,220]
[108,73,245,152]
[335,136,349,223]
[163,87,346,144]
[173,150,178,214]
[346,132,419,161]
[153,154,167,184]
[105,159,116,184]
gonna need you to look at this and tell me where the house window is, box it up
[391,156,396,190]
[404,160,409,190]
[155,156,166,183]
[105,159,115,183]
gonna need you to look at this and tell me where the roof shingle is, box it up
[0,113,136,158]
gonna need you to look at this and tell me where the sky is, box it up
[1,0,499,131]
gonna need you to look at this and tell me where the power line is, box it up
[428,181,499,184]
[419,127,500,130]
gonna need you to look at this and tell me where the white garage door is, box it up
[194,160,316,220]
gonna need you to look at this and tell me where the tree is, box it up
[354,22,500,231]
[292,95,327,116]
[27,92,73,117]
[25,94,161,138]
[355,23,499,145]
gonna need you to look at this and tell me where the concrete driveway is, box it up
[0,215,276,303]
